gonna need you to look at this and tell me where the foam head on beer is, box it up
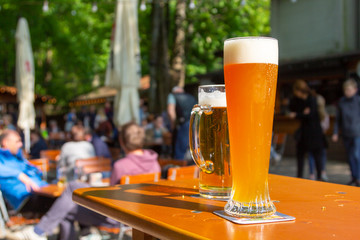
[199,88,226,107]
[224,37,278,65]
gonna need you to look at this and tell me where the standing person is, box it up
[0,130,47,211]
[7,122,160,240]
[48,120,60,133]
[94,107,113,143]
[308,94,330,181]
[64,108,77,133]
[88,105,97,130]
[77,106,90,129]
[48,120,64,149]
[104,101,114,125]
[58,125,95,181]
[167,86,197,160]
[289,79,324,180]
[332,78,360,186]
[7,104,18,127]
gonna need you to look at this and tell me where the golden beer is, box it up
[190,85,231,199]
[224,37,278,217]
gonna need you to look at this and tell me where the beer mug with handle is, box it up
[189,85,231,199]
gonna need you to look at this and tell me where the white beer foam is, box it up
[224,37,278,65]
[199,90,227,107]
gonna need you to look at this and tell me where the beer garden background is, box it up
[1,0,360,160]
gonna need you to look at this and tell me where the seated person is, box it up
[0,130,47,211]
[58,125,95,181]
[8,122,161,240]
[29,131,48,159]
[84,128,112,160]
[145,115,169,156]
[111,122,161,184]
[3,114,16,131]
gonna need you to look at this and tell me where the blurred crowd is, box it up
[272,77,360,186]
[0,79,360,239]
[0,88,191,239]
[0,85,200,239]
[0,91,194,164]
[1,78,360,185]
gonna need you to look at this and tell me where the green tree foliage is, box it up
[0,0,114,106]
[186,0,271,81]
[0,0,270,108]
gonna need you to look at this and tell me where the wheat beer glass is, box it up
[223,37,278,217]
[190,85,231,199]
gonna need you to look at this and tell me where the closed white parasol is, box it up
[15,17,36,153]
[105,0,141,127]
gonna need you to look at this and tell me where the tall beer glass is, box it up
[224,37,278,217]
[190,85,231,199]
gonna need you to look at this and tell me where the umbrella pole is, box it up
[24,128,30,154]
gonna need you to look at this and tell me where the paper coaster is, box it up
[190,194,229,202]
[213,210,295,224]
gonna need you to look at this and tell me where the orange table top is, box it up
[34,184,64,198]
[72,175,360,240]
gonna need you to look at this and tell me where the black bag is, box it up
[174,93,197,125]
[294,128,302,142]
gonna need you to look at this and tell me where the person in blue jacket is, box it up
[332,78,360,186]
[0,130,47,210]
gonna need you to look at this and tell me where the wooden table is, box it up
[34,184,65,198]
[72,175,360,240]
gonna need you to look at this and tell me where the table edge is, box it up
[72,188,209,240]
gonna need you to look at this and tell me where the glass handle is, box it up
[189,104,214,173]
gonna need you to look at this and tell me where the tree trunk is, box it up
[149,0,170,114]
[170,0,186,88]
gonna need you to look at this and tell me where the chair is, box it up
[40,149,61,161]
[40,149,61,171]
[167,165,199,181]
[0,190,8,235]
[22,150,31,160]
[0,190,40,232]
[75,157,112,185]
[116,172,161,239]
[157,158,189,169]
[75,157,112,175]
[120,172,161,185]
[28,158,50,181]
[109,147,122,161]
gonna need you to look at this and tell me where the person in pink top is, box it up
[8,122,160,240]
[111,122,161,185]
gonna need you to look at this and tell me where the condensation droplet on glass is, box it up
[321,206,326,211]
